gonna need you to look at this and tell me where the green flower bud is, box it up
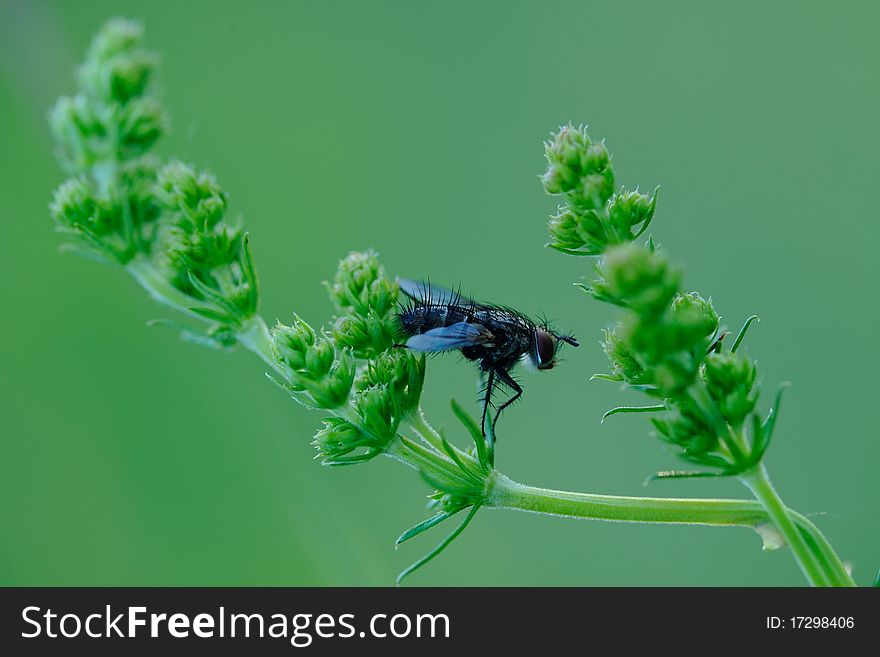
[48,95,111,171]
[651,404,717,456]
[570,151,615,212]
[272,317,355,409]
[623,310,707,397]
[50,177,100,231]
[704,352,758,425]
[670,293,719,348]
[327,250,398,317]
[357,349,425,415]
[78,19,156,105]
[607,187,657,239]
[542,125,615,209]
[353,384,401,444]
[107,52,157,104]
[583,141,610,173]
[548,206,614,254]
[428,489,478,514]
[272,315,317,370]
[331,310,396,359]
[542,124,592,194]
[118,96,166,159]
[593,244,680,314]
[49,176,132,264]
[157,160,229,229]
[312,417,383,465]
[84,18,143,63]
[651,357,699,398]
[630,297,716,364]
[547,208,584,251]
[120,157,162,236]
[601,324,650,385]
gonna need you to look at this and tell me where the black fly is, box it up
[395,279,578,438]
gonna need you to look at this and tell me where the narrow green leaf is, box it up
[680,452,736,469]
[483,413,496,466]
[396,504,480,585]
[439,436,483,483]
[762,382,791,444]
[706,328,728,353]
[417,467,473,495]
[632,185,660,240]
[147,318,228,349]
[322,450,379,467]
[749,412,770,464]
[73,224,122,263]
[240,232,259,312]
[395,511,458,547]
[624,383,660,394]
[185,269,240,319]
[590,373,621,383]
[57,242,113,265]
[601,404,666,423]
[646,470,731,484]
[178,329,229,350]
[451,399,490,471]
[731,315,760,353]
[547,244,596,256]
[189,306,233,323]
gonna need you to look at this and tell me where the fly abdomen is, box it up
[398,303,470,336]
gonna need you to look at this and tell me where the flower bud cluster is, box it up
[49,19,166,264]
[542,124,656,255]
[598,249,768,473]
[297,251,426,465]
[272,315,355,410]
[155,161,259,324]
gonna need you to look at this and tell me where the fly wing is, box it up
[398,278,477,307]
[405,321,494,352]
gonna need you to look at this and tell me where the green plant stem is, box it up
[408,408,447,453]
[740,464,852,586]
[126,257,204,321]
[787,510,855,587]
[128,256,279,372]
[490,473,771,529]
[236,315,278,372]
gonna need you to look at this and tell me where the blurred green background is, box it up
[1,0,878,586]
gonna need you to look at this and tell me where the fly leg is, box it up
[491,368,523,435]
[480,368,495,437]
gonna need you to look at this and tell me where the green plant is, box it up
[49,19,857,586]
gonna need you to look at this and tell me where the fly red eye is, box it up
[534,330,556,369]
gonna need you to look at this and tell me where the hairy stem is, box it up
[236,315,278,372]
[407,408,447,453]
[490,473,771,528]
[489,472,854,586]
[740,464,853,586]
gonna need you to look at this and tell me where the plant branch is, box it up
[740,465,852,586]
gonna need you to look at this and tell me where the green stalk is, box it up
[407,408,447,453]
[740,464,852,586]
[129,256,280,373]
[787,510,855,587]
[236,314,278,372]
[490,473,772,529]
[126,257,204,321]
